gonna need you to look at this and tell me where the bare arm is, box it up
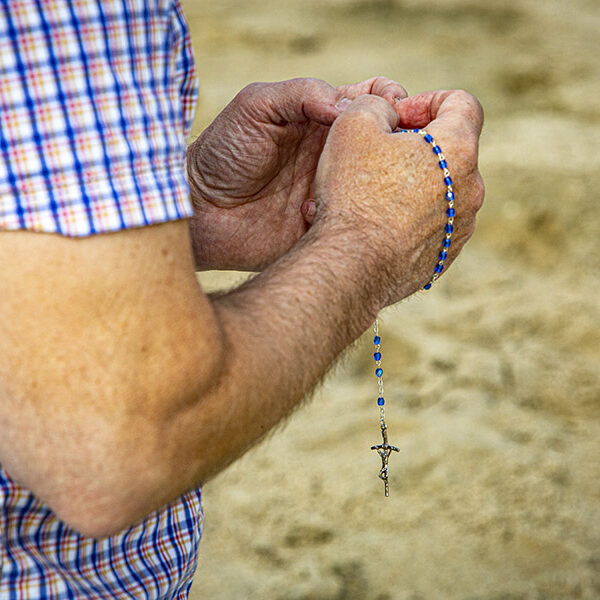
[0,218,376,537]
[0,93,483,538]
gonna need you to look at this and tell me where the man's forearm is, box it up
[182,223,380,478]
[136,223,382,527]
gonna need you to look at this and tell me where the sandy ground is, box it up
[182,1,600,598]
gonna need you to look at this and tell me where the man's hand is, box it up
[314,89,485,306]
[187,76,408,271]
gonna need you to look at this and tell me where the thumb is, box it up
[332,94,399,135]
[260,78,349,126]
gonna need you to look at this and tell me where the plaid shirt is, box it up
[0,0,203,597]
[0,0,196,235]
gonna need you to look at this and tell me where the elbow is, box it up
[38,428,186,539]
[57,503,134,540]
[48,476,152,539]
[1,311,224,539]
[49,463,174,539]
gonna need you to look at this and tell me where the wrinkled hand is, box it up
[187,77,407,270]
[314,90,485,306]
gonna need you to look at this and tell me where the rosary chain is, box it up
[396,128,456,290]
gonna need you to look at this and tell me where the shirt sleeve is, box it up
[0,0,198,236]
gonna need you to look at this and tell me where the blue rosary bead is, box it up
[374,352,381,361]
[373,335,381,345]
[375,368,383,377]
[377,397,385,406]
[396,128,455,291]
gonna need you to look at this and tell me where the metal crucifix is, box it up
[371,424,400,497]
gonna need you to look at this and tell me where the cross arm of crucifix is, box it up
[370,425,400,496]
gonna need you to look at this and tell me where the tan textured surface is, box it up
[184,1,600,598]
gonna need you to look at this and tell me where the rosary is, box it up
[370,128,455,496]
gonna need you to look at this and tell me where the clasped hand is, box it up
[187,76,408,270]
[187,76,484,303]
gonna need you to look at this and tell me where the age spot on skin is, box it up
[161,247,174,263]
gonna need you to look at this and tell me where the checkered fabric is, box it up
[0,0,205,597]
[0,0,197,236]
[0,466,204,599]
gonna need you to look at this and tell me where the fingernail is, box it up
[302,200,316,217]
[334,98,352,112]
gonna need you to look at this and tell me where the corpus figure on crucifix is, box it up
[371,424,400,497]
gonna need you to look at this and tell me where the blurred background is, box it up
[183,0,600,598]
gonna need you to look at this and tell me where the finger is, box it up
[337,76,408,105]
[333,94,399,135]
[370,76,409,104]
[240,78,342,127]
[268,78,356,127]
[241,78,408,129]
[394,89,484,141]
[300,77,408,124]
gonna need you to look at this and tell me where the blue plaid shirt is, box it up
[0,0,196,236]
[0,1,203,598]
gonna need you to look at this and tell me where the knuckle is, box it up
[293,76,326,90]
[374,76,405,96]
[464,220,477,242]
[356,92,385,106]
[238,81,265,100]
[453,88,480,109]
[371,75,389,89]
[472,173,485,212]
[470,95,485,124]
[288,77,335,101]
[337,95,393,125]
[244,81,263,93]
[451,88,473,102]
[453,88,484,127]
[460,229,474,246]
[457,217,476,244]
[359,94,396,117]
[457,173,484,217]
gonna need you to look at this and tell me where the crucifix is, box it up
[371,423,400,497]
